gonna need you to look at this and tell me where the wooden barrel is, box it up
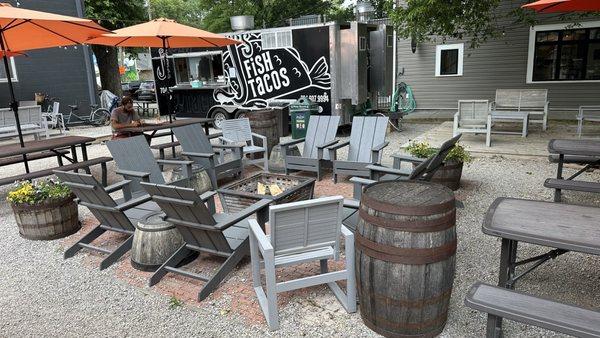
[356,181,456,338]
[131,212,185,271]
[431,161,463,191]
[12,195,80,240]
[268,144,301,173]
[248,109,279,157]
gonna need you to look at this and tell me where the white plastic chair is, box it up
[453,100,492,147]
[41,102,65,134]
[220,118,269,171]
[576,106,600,138]
[248,196,356,330]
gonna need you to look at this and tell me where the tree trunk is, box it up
[92,45,122,97]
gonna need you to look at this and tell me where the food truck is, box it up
[151,19,394,128]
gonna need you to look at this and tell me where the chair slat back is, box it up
[409,134,462,181]
[303,115,340,160]
[347,116,388,162]
[141,182,232,253]
[52,102,60,115]
[19,101,37,107]
[107,135,165,193]
[495,89,522,109]
[173,124,215,169]
[458,100,489,127]
[221,118,253,145]
[519,89,547,109]
[54,171,135,232]
[1,106,42,126]
[269,196,343,258]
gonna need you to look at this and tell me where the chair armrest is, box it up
[251,132,267,145]
[215,199,272,230]
[156,159,194,178]
[341,224,353,238]
[219,136,235,144]
[366,164,411,177]
[390,154,424,163]
[199,190,217,202]
[104,180,132,194]
[280,138,304,147]
[248,219,273,254]
[372,141,389,152]
[317,139,338,149]
[343,198,359,210]
[208,132,223,139]
[213,143,245,149]
[350,176,376,199]
[182,151,215,159]
[116,169,151,182]
[116,193,152,211]
[328,140,349,151]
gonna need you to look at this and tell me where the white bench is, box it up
[491,89,549,131]
[0,105,48,140]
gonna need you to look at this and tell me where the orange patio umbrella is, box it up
[0,3,109,172]
[87,18,240,116]
[522,0,600,13]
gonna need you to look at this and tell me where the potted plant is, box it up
[406,140,472,190]
[7,179,79,240]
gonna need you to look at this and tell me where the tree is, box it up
[84,0,147,96]
[148,0,204,28]
[390,0,600,49]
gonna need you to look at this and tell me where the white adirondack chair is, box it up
[248,196,356,330]
[453,100,491,147]
[42,102,65,133]
[220,118,269,171]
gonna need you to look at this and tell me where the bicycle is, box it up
[64,98,118,129]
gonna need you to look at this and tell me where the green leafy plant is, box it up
[406,141,472,163]
[7,179,72,206]
[169,296,184,309]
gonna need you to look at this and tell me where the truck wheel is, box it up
[211,108,228,129]
[235,110,248,119]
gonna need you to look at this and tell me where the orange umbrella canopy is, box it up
[87,18,240,48]
[522,0,600,13]
[0,3,108,52]
[0,50,26,57]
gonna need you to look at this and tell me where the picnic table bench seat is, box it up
[548,154,600,164]
[465,282,600,338]
[0,156,112,186]
[544,178,600,194]
[0,149,69,167]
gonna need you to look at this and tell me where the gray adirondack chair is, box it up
[140,182,271,301]
[220,118,269,171]
[54,170,159,270]
[328,116,389,183]
[342,134,462,232]
[173,124,244,189]
[106,135,193,194]
[280,115,341,181]
[249,196,356,330]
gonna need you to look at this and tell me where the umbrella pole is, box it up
[0,36,29,173]
[162,37,176,147]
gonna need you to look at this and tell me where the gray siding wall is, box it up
[395,0,600,116]
[0,0,96,114]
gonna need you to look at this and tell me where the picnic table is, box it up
[119,117,212,136]
[0,135,112,186]
[478,197,600,336]
[545,139,600,202]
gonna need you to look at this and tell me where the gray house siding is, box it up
[395,0,600,117]
[0,0,96,114]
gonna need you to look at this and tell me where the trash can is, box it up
[289,97,319,139]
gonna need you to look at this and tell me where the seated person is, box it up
[111,96,143,139]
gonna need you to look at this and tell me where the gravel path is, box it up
[1,122,600,337]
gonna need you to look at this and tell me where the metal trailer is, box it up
[151,21,394,127]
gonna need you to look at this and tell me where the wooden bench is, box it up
[0,149,69,167]
[465,282,600,337]
[548,154,600,164]
[544,178,600,194]
[0,156,112,186]
[491,89,549,131]
[0,106,49,140]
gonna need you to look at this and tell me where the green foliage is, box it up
[406,140,472,163]
[7,179,72,206]
[149,0,204,28]
[390,0,600,49]
[84,0,148,30]
[168,296,184,309]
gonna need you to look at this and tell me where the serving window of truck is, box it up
[172,51,227,86]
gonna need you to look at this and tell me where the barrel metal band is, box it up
[355,233,457,265]
[360,311,448,336]
[361,193,455,216]
[358,208,455,232]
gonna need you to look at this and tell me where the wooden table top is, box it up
[119,118,213,133]
[0,135,95,158]
[548,139,600,156]
[483,197,600,255]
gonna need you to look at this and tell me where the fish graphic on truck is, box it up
[214,31,331,110]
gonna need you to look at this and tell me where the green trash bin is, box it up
[289,97,319,139]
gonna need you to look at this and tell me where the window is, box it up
[261,30,293,49]
[528,21,600,82]
[435,44,464,77]
[0,58,17,82]
[359,36,367,51]
[386,35,394,48]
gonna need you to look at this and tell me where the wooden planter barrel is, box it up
[11,194,80,240]
[248,109,279,157]
[131,211,185,271]
[412,160,464,191]
[356,181,456,338]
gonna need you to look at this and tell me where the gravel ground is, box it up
[1,122,600,337]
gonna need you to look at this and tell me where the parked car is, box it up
[135,81,156,102]
[121,81,141,98]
